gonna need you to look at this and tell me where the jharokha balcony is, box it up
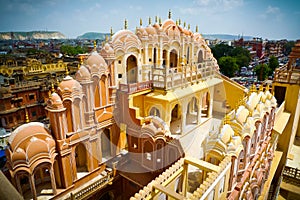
[152,59,218,90]
[118,59,219,95]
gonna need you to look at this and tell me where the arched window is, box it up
[101,128,112,160]
[73,98,81,131]
[75,143,88,173]
[93,76,100,107]
[198,50,204,63]
[126,55,138,83]
[186,97,198,125]
[170,49,178,68]
[63,100,73,132]
[149,107,160,117]
[100,75,107,106]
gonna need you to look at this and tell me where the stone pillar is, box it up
[29,174,37,200]
[181,104,187,134]
[182,163,188,196]
[197,105,201,124]
[49,166,57,195]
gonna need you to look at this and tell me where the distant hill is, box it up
[202,34,253,41]
[76,32,253,41]
[0,31,66,40]
[77,32,110,40]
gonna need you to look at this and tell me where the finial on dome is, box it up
[65,66,69,76]
[179,18,181,25]
[159,17,162,25]
[124,19,128,29]
[105,35,108,42]
[188,24,190,30]
[148,17,152,25]
[140,18,142,27]
[249,110,252,116]
[51,82,55,93]
[110,27,113,37]
[80,56,83,65]
[168,9,171,19]
[184,21,186,28]
[176,19,179,26]
[196,25,198,33]
[25,108,29,123]
[93,40,97,50]
[223,114,231,125]
[155,16,158,23]
[259,84,264,92]
[48,90,51,98]
[249,84,257,95]
[266,84,270,92]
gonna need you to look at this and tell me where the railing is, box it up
[274,65,300,84]
[10,81,42,90]
[65,168,113,200]
[282,166,300,186]
[119,81,153,94]
[151,60,218,90]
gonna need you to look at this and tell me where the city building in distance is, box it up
[1,10,299,200]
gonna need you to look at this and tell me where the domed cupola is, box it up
[58,75,82,98]
[100,43,115,61]
[75,64,91,82]
[46,92,65,111]
[86,51,108,69]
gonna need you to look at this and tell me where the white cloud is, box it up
[181,0,244,15]
[129,5,142,11]
[266,5,280,14]
[260,5,282,22]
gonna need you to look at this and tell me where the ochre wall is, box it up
[222,77,246,110]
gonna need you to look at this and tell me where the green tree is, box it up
[218,56,239,77]
[268,56,279,76]
[211,44,233,61]
[60,45,88,56]
[254,64,270,81]
[230,46,251,69]
[211,44,251,72]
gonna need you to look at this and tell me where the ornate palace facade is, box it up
[4,12,286,200]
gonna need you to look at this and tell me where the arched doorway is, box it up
[170,104,181,134]
[126,55,137,84]
[101,128,112,161]
[75,143,88,173]
[18,173,30,197]
[33,165,55,197]
[186,97,198,125]
[170,49,178,68]
[201,92,210,118]
[198,50,204,63]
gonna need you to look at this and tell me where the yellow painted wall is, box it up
[132,95,145,117]
[274,82,300,154]
[222,76,246,110]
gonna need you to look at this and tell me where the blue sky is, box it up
[0,0,299,40]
